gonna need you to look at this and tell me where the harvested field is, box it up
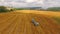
[0,10,60,34]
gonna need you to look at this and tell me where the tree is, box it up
[0,6,9,13]
[47,7,60,11]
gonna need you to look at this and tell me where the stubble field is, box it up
[0,10,60,34]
